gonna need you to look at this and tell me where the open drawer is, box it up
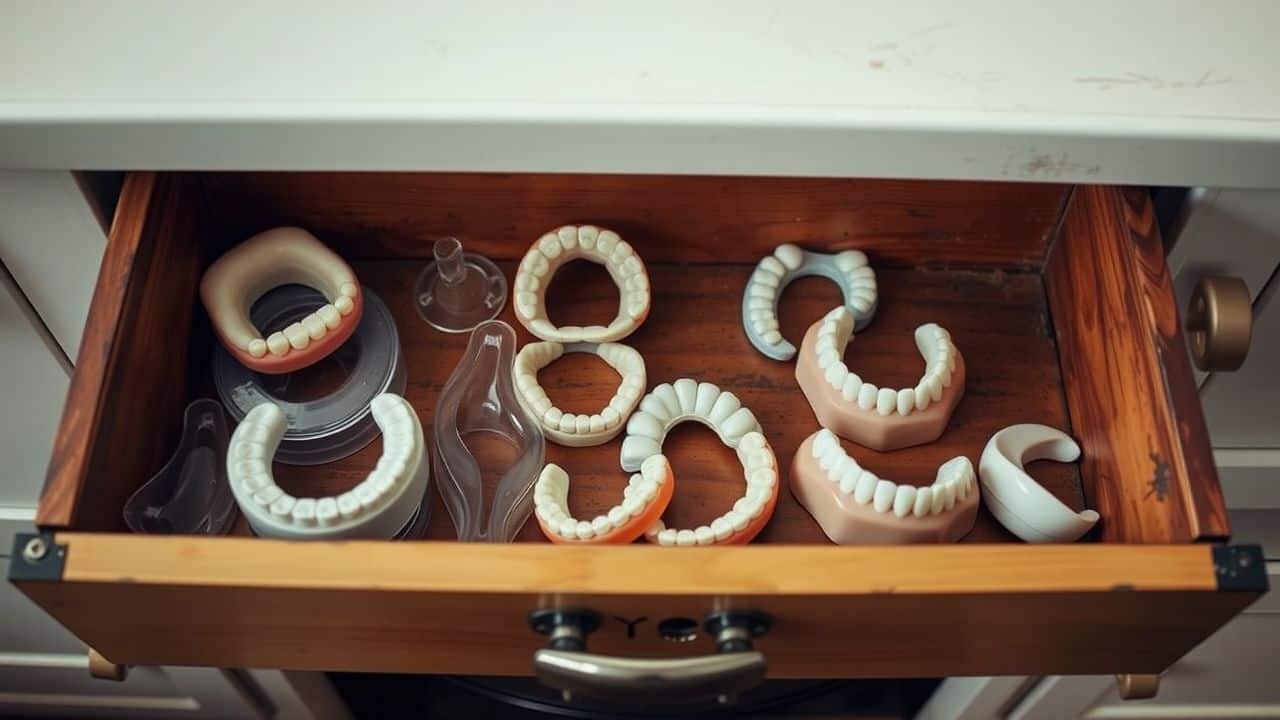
[10,172,1266,681]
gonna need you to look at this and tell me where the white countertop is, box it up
[3,0,1279,186]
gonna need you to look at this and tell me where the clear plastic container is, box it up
[433,320,545,541]
[213,284,405,465]
[123,398,238,534]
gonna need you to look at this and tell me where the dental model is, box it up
[644,431,779,545]
[619,379,762,472]
[201,227,363,374]
[533,455,675,544]
[514,225,651,343]
[979,424,1100,543]
[791,429,979,545]
[796,307,965,452]
[742,243,878,361]
[514,341,647,447]
[227,394,428,540]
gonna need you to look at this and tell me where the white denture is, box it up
[979,424,1100,543]
[742,244,878,361]
[619,380,762,472]
[643,431,779,546]
[815,307,957,417]
[200,227,362,373]
[533,455,673,543]
[810,429,975,517]
[226,394,428,539]
[513,225,651,343]
[514,341,647,447]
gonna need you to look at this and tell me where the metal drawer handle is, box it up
[1186,275,1252,372]
[529,609,771,705]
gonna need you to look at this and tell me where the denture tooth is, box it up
[819,445,841,471]
[591,515,613,535]
[728,510,750,532]
[574,225,597,249]
[555,517,576,537]
[930,485,947,514]
[651,383,681,419]
[621,436,661,469]
[641,455,670,484]
[601,406,622,429]
[759,256,785,276]
[657,528,678,545]
[515,273,539,292]
[753,316,779,333]
[535,503,556,523]
[761,329,783,345]
[556,225,578,251]
[748,283,774,300]
[672,378,697,414]
[334,295,354,316]
[873,480,896,513]
[857,383,878,410]
[747,295,771,311]
[913,488,933,517]
[627,411,664,440]
[752,271,780,289]
[559,413,577,433]
[676,529,697,547]
[292,498,317,525]
[774,243,803,270]
[573,521,593,540]
[338,492,360,518]
[516,291,537,318]
[719,407,759,443]
[708,391,742,425]
[605,505,628,526]
[850,289,876,312]
[267,331,290,356]
[689,382,718,416]
[284,323,310,350]
[248,338,268,358]
[940,481,956,510]
[853,471,878,505]
[839,466,860,494]
[834,249,868,271]
[711,517,734,541]
[928,375,945,402]
[594,229,617,255]
[585,414,604,434]
[915,382,933,411]
[544,407,564,426]
[813,429,836,457]
[254,484,284,507]
[302,314,327,340]
[817,349,837,370]
[627,293,648,319]
[893,486,917,518]
[270,494,297,518]
[537,233,562,258]
[825,361,848,387]
[750,467,777,489]
[875,387,897,416]
[841,374,863,402]
[897,388,916,416]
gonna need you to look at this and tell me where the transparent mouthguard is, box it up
[433,320,546,541]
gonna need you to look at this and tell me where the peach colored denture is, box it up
[200,227,363,375]
[791,429,979,544]
[795,307,965,452]
[533,455,675,544]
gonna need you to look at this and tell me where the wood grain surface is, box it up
[18,535,1255,677]
[268,259,1081,544]
[37,173,207,529]
[197,173,1070,268]
[1045,186,1228,543]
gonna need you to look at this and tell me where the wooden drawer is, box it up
[9,173,1265,679]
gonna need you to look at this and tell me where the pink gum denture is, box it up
[791,429,979,544]
[200,227,363,374]
[795,307,964,452]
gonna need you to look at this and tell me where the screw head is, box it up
[22,537,47,563]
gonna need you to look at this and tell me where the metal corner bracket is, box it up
[1212,544,1268,593]
[8,532,66,583]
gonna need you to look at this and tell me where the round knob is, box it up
[1115,673,1160,700]
[1185,276,1252,372]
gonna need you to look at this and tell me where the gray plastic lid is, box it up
[213,284,406,465]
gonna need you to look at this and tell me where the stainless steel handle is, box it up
[1186,275,1252,372]
[534,648,765,704]
[529,609,771,705]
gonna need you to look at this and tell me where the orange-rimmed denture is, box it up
[200,227,364,375]
[533,455,675,544]
[642,431,780,546]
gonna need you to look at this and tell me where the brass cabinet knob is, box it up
[87,648,129,681]
[1186,276,1252,372]
[1115,673,1160,700]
